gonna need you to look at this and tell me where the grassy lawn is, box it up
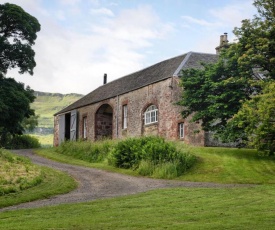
[1,144,275,229]
[179,146,275,184]
[35,145,275,184]
[0,150,77,208]
[0,186,275,229]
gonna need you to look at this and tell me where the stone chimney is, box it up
[215,33,229,54]
[103,73,107,85]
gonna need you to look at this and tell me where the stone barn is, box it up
[53,51,219,147]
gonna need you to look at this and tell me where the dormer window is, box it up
[144,105,158,125]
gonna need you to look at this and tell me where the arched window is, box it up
[144,105,158,125]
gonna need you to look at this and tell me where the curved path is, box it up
[1,149,251,212]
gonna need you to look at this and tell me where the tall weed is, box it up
[0,149,44,195]
[55,140,114,163]
[55,137,196,179]
[108,136,196,178]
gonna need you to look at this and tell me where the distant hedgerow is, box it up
[3,134,41,149]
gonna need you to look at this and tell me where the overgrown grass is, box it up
[56,139,115,163]
[53,137,196,179]
[0,150,77,208]
[0,149,43,195]
[108,136,196,178]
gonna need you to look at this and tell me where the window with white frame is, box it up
[123,105,127,129]
[179,122,184,139]
[83,116,87,139]
[144,105,158,125]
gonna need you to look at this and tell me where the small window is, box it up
[179,123,184,139]
[144,105,158,125]
[83,116,87,139]
[123,105,128,129]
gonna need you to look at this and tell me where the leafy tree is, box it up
[179,0,275,153]
[227,81,275,155]
[22,114,39,132]
[0,3,40,146]
[0,3,41,75]
[234,0,275,80]
[0,77,35,145]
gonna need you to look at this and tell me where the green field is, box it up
[31,91,83,128]
[30,134,54,147]
[1,145,275,229]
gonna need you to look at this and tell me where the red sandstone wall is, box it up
[53,115,59,146]
[54,77,205,146]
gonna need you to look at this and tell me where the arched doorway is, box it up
[95,104,113,140]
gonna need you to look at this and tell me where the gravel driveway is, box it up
[1,149,252,212]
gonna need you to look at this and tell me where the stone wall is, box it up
[53,77,205,146]
[53,115,59,146]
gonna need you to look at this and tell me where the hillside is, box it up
[31,91,83,134]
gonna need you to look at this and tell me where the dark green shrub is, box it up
[108,138,143,168]
[4,135,41,149]
[108,136,196,178]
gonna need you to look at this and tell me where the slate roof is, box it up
[55,51,218,115]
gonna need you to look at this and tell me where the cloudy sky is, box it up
[1,0,257,94]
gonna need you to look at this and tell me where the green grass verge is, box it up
[0,185,275,229]
[0,150,77,208]
[0,166,77,208]
[178,146,275,184]
[35,148,140,177]
[0,150,43,195]
[36,145,275,184]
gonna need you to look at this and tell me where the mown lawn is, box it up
[179,146,275,184]
[1,185,275,229]
[1,144,275,229]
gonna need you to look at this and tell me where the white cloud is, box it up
[181,16,220,27]
[179,0,256,54]
[209,1,256,28]
[7,3,172,94]
[90,7,114,17]
[92,5,173,47]
[58,0,82,6]
[1,0,257,94]
[55,10,66,20]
